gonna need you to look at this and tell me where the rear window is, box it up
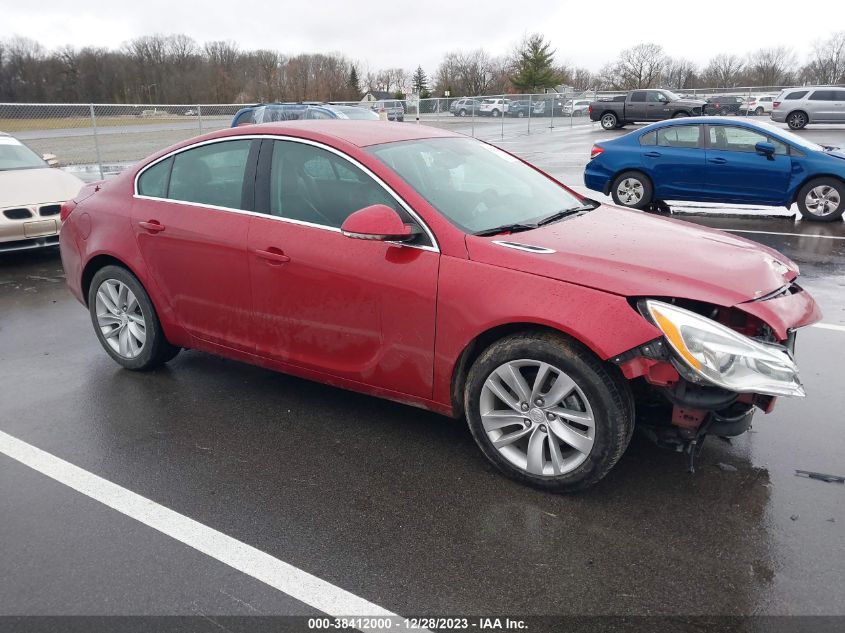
[785,91,808,100]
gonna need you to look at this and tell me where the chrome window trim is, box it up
[133,134,440,253]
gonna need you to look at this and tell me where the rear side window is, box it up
[137,157,172,197]
[785,91,808,100]
[810,90,835,101]
[630,91,646,102]
[639,131,657,145]
[168,140,252,209]
[656,125,701,148]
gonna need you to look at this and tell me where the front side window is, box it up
[268,141,415,234]
[708,126,788,155]
[810,90,835,101]
[168,140,252,209]
[368,137,584,234]
[648,91,669,103]
[656,125,702,148]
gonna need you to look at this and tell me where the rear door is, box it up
[247,139,440,398]
[702,125,791,203]
[639,124,706,199]
[132,139,258,351]
[626,91,648,120]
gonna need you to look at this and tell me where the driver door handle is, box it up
[708,157,728,164]
[254,247,291,265]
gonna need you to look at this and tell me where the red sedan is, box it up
[59,121,820,491]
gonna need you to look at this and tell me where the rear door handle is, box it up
[254,247,291,265]
[643,151,662,158]
[708,157,728,164]
[138,220,165,233]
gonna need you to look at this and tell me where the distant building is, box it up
[359,91,394,103]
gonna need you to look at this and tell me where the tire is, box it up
[611,170,653,209]
[464,331,633,492]
[458,109,467,117]
[517,110,525,118]
[672,111,689,118]
[755,107,764,116]
[796,177,845,222]
[720,108,729,116]
[88,265,180,371]
[787,111,808,129]
[574,110,583,117]
[491,109,500,118]
[600,112,618,130]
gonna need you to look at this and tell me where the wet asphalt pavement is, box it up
[1,123,844,629]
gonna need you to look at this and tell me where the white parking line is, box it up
[812,322,845,332]
[0,430,412,632]
[725,229,845,240]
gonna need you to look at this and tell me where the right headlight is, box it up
[644,299,805,398]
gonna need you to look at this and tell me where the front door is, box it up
[702,125,791,204]
[132,139,257,352]
[248,139,439,399]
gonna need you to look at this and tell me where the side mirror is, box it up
[42,153,59,167]
[341,204,419,242]
[755,141,776,159]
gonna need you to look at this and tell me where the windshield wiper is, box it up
[473,222,538,236]
[535,200,600,227]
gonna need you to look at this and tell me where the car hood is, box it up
[0,168,84,207]
[674,98,707,107]
[465,205,798,308]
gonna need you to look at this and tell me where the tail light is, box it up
[773,101,781,109]
[590,145,605,160]
[588,104,593,114]
[60,199,78,222]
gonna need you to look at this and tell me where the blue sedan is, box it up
[584,117,845,222]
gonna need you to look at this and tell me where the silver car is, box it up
[771,87,845,129]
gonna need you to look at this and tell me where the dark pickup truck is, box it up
[589,89,706,129]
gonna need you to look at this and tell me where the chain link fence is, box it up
[1,86,795,181]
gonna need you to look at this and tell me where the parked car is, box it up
[563,100,591,117]
[231,103,378,126]
[771,87,845,129]
[584,116,845,221]
[478,98,509,117]
[450,98,481,117]
[589,90,706,130]
[703,95,744,116]
[739,95,775,116]
[60,120,819,491]
[506,100,545,117]
[370,100,405,121]
[0,132,83,252]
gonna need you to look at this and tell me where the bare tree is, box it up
[804,31,845,84]
[606,43,667,89]
[663,58,698,90]
[745,47,796,87]
[700,54,745,88]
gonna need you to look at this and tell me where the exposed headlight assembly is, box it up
[644,300,805,398]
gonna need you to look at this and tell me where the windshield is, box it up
[0,137,47,171]
[336,106,379,120]
[368,137,584,234]
[662,90,682,101]
[753,121,824,151]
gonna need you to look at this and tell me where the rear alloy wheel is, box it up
[465,332,633,492]
[755,107,765,116]
[611,170,653,209]
[797,178,845,222]
[517,110,525,118]
[88,265,180,370]
[491,109,500,118]
[600,112,618,130]
[787,111,808,129]
[458,109,467,117]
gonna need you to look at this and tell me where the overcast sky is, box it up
[2,1,843,74]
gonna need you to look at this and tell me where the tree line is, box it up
[1,31,844,104]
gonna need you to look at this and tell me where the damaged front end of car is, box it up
[613,288,819,471]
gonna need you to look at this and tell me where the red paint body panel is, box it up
[59,120,822,419]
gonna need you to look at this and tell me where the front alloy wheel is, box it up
[464,332,633,492]
[480,360,595,476]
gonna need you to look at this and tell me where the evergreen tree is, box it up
[347,65,360,99]
[511,34,559,92]
[412,65,429,95]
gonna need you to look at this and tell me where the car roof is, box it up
[210,120,462,147]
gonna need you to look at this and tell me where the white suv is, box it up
[479,98,509,117]
[741,95,775,116]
